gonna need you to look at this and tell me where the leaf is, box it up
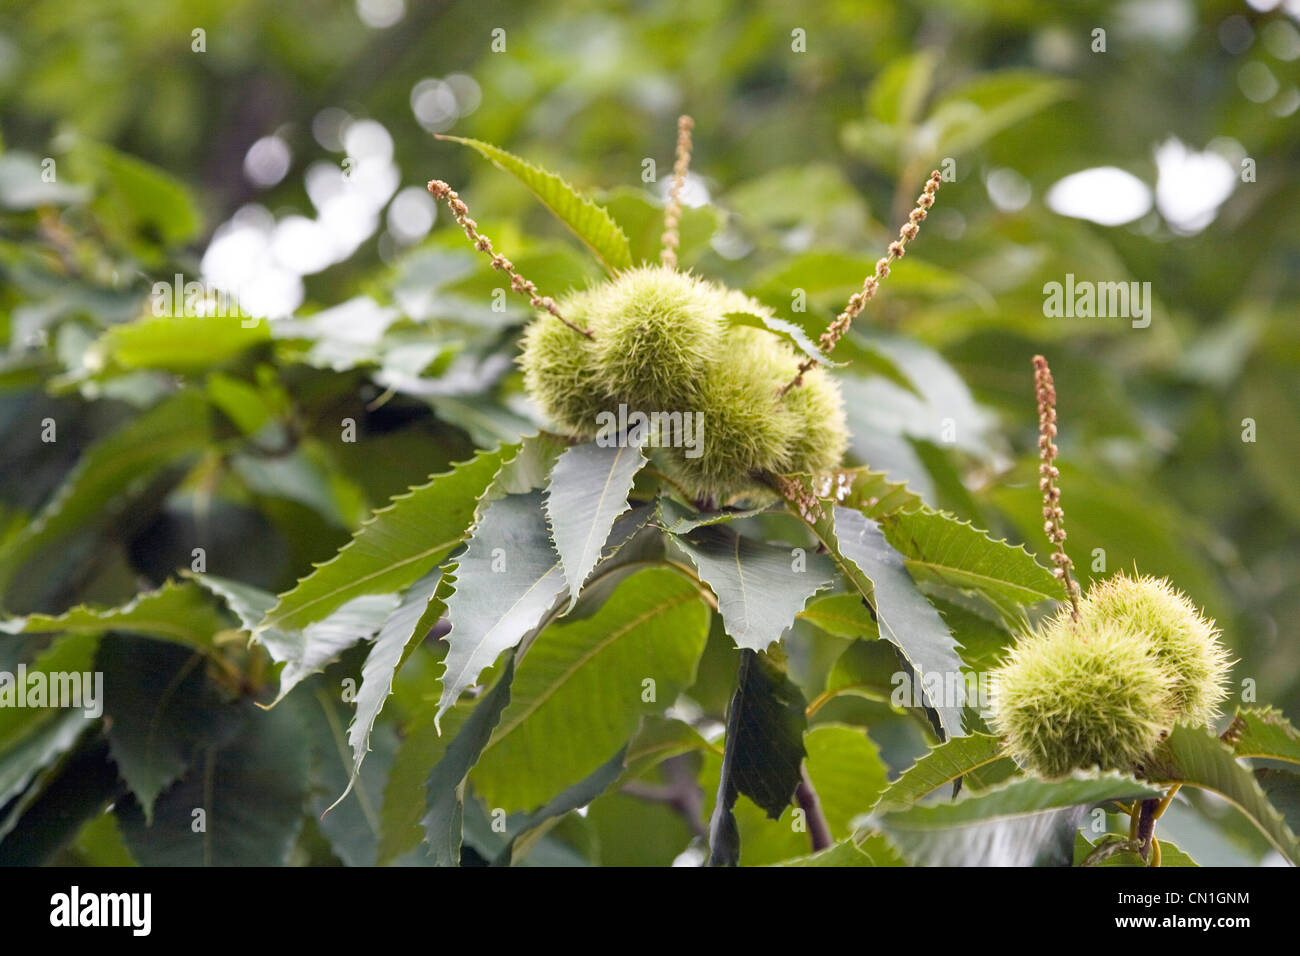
[439,135,633,273]
[96,634,243,822]
[708,650,807,866]
[820,506,966,739]
[793,467,923,519]
[256,443,508,636]
[0,390,211,601]
[798,593,880,640]
[723,311,839,369]
[435,491,567,725]
[471,567,709,811]
[1074,832,1200,867]
[0,738,123,865]
[423,656,516,866]
[873,733,1015,811]
[306,685,397,867]
[670,524,835,652]
[869,772,1162,866]
[0,711,92,838]
[544,440,646,609]
[771,835,903,867]
[85,142,203,246]
[801,725,891,837]
[492,745,628,866]
[270,593,401,704]
[342,568,443,800]
[880,508,1061,619]
[600,187,720,265]
[116,699,310,866]
[930,71,1072,158]
[1147,724,1300,864]
[0,579,229,652]
[1255,769,1300,838]
[1227,707,1300,765]
[89,312,268,375]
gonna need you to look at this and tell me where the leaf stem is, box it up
[795,766,834,852]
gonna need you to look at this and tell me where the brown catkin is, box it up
[780,170,942,395]
[427,179,592,337]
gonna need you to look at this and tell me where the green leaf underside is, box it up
[828,506,966,739]
[874,733,1015,811]
[423,656,516,865]
[671,523,835,653]
[544,441,647,608]
[1149,724,1300,865]
[342,568,444,802]
[472,567,709,811]
[436,491,567,726]
[870,772,1163,866]
[439,136,633,273]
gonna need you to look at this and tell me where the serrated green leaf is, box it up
[307,684,396,867]
[880,508,1061,619]
[96,634,242,822]
[436,491,567,725]
[670,524,834,652]
[1227,707,1300,765]
[439,135,632,273]
[723,310,840,368]
[798,593,880,641]
[256,443,508,636]
[874,733,1014,811]
[471,567,709,811]
[0,579,229,651]
[870,772,1162,866]
[802,725,890,837]
[340,568,443,802]
[1148,724,1300,864]
[116,698,310,866]
[424,655,515,866]
[823,506,966,739]
[544,440,646,609]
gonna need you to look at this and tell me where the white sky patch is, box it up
[387,186,437,245]
[656,171,710,208]
[243,135,291,188]
[1046,166,1152,226]
[1154,137,1237,235]
[984,167,1032,212]
[356,0,405,29]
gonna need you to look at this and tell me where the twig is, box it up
[795,766,833,852]
[1033,355,1082,620]
[779,170,941,396]
[427,179,592,337]
[621,756,706,838]
[660,114,695,269]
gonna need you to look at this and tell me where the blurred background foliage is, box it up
[1,0,1298,865]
